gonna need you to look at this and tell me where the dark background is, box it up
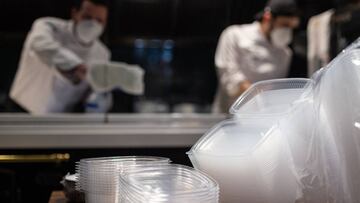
[0,0,337,113]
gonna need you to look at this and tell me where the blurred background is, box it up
[0,0,344,113]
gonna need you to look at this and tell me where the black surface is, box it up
[0,147,192,203]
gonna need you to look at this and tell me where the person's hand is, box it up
[73,64,87,81]
[230,80,251,100]
[239,80,251,93]
[58,64,87,84]
[234,80,251,96]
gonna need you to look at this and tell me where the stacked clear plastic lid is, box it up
[75,156,171,203]
[188,78,310,203]
[119,164,219,203]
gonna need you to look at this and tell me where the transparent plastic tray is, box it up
[119,164,219,203]
[230,78,311,117]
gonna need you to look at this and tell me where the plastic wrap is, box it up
[304,48,360,203]
[272,39,360,202]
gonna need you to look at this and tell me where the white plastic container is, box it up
[188,78,311,203]
[188,39,360,203]
[230,78,310,118]
[188,119,272,203]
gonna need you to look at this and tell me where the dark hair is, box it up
[73,0,109,10]
[267,0,299,17]
[254,0,300,21]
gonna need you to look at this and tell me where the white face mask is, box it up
[75,20,104,44]
[270,27,293,48]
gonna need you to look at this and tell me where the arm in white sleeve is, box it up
[28,19,83,71]
[215,28,247,97]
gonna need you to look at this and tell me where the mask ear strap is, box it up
[72,21,80,43]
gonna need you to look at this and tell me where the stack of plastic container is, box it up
[188,78,310,203]
[119,164,219,203]
[188,38,360,203]
[75,156,171,203]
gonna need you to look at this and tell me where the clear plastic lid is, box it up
[79,156,170,164]
[189,118,275,156]
[230,78,311,117]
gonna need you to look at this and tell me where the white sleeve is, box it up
[28,19,83,71]
[307,16,318,77]
[215,28,246,97]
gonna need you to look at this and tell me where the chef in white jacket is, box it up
[9,0,110,114]
[213,0,300,113]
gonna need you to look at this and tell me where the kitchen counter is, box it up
[0,113,226,149]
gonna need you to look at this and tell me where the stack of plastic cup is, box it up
[188,78,310,203]
[119,164,219,203]
[75,156,171,203]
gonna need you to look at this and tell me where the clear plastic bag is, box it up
[303,47,360,203]
[273,38,360,202]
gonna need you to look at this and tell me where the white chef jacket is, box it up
[307,10,334,77]
[213,22,292,113]
[10,17,110,114]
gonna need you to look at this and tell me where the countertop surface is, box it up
[0,113,227,149]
